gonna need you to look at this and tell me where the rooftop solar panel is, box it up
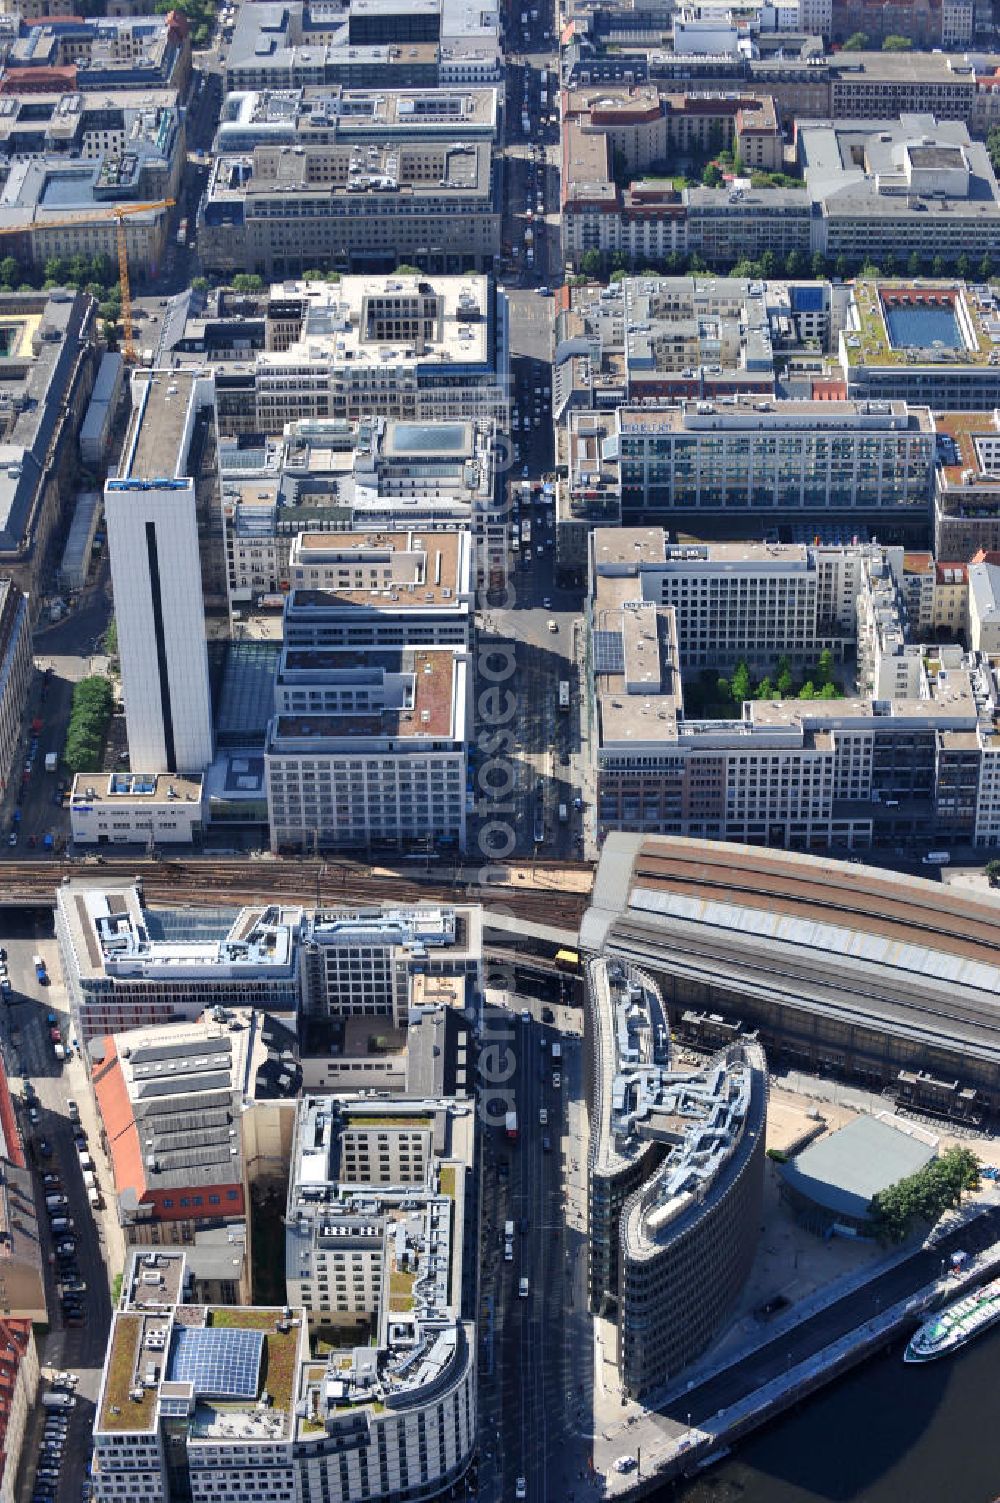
[167,1325,264,1400]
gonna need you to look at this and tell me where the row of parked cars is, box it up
[32,1373,79,1503]
[31,1101,91,1502]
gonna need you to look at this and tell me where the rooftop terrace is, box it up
[844,280,1000,369]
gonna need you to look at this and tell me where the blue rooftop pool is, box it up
[884,302,963,351]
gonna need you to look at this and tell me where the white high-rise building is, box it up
[105,371,214,774]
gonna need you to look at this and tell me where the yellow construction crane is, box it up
[0,198,176,363]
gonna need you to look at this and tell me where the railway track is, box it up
[0,856,591,930]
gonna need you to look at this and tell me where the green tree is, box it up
[818,682,841,699]
[579,249,603,279]
[907,250,923,277]
[811,251,827,279]
[956,254,970,281]
[63,675,114,775]
[755,676,774,700]
[860,258,881,279]
[842,30,868,47]
[882,33,912,48]
[730,660,751,705]
[232,273,264,293]
[610,269,628,282]
[785,248,803,278]
[979,253,993,281]
[986,859,1000,887]
[89,253,114,286]
[758,250,777,279]
[716,677,731,703]
[881,251,896,276]
[989,127,1000,174]
[191,276,209,293]
[610,249,629,273]
[393,265,423,276]
[799,680,816,700]
[777,662,794,698]
[102,618,118,658]
[834,255,849,281]
[702,163,723,188]
[932,255,946,278]
[869,1147,979,1244]
[0,256,18,289]
[815,647,835,687]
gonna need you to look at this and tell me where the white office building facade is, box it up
[104,373,215,774]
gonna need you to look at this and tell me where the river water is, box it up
[658,1324,1000,1503]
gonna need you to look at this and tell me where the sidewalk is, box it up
[43,935,126,1299]
[61,1040,126,1296]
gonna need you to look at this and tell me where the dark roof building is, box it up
[779,1115,936,1232]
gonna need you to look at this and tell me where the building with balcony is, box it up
[586,954,766,1396]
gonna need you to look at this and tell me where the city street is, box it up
[476,989,595,1503]
[471,575,586,861]
[1,915,121,1503]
